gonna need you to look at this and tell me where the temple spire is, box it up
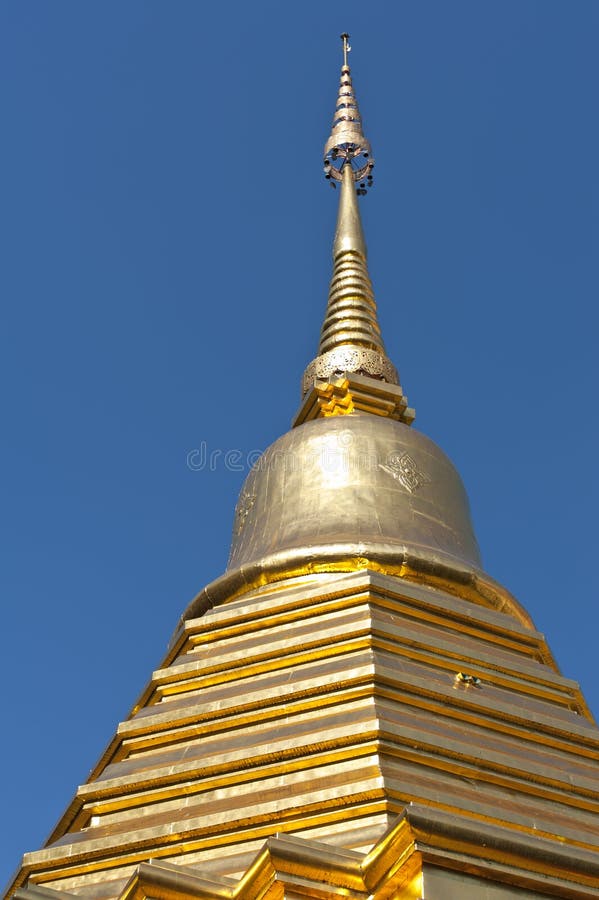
[299,36,414,426]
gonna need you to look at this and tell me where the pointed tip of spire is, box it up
[340,32,351,68]
[323,34,374,192]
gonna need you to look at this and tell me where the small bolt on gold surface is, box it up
[455,672,482,686]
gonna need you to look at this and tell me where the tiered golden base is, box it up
[7,571,599,900]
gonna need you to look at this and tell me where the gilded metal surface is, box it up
[13,787,599,900]
[302,348,398,396]
[303,166,400,395]
[321,171,383,354]
[8,569,599,900]
[421,868,571,899]
[227,414,481,575]
[331,156,368,259]
[303,39,403,399]
[323,36,373,187]
[293,373,414,426]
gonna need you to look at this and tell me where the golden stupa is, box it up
[6,35,599,900]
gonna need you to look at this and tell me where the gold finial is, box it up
[323,34,374,192]
[299,35,414,429]
[341,32,351,68]
[310,35,388,374]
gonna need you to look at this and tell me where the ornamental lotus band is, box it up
[6,34,599,900]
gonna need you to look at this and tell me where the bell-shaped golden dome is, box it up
[179,411,529,628]
[228,415,481,575]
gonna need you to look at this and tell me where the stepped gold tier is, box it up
[8,569,599,900]
[7,34,599,900]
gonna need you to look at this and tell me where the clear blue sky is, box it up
[1,1,597,889]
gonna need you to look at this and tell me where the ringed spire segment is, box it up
[298,36,413,426]
[323,33,374,192]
